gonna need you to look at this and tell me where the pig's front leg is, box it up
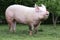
[34,25,39,34]
[34,22,41,34]
[29,24,34,35]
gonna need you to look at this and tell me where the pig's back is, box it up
[6,4,34,13]
[6,4,34,16]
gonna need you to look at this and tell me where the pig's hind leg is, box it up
[7,18,16,32]
[6,17,14,32]
[6,11,16,32]
[12,19,16,32]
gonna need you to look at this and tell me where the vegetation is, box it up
[0,24,60,40]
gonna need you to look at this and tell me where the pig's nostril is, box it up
[46,14,49,15]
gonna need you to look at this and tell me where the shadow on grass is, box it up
[0,28,44,36]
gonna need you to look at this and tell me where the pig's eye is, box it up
[40,10,43,13]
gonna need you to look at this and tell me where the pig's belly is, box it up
[14,13,40,25]
[15,16,27,24]
[15,16,40,25]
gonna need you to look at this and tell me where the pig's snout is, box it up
[45,11,49,16]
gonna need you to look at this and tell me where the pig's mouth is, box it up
[45,15,49,17]
[40,14,49,21]
[45,13,49,17]
[43,14,49,19]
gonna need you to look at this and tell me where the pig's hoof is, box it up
[29,31,33,36]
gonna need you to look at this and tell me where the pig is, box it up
[5,4,49,35]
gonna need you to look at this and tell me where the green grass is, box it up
[0,24,60,40]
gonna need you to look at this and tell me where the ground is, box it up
[0,24,60,40]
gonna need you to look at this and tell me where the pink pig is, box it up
[5,4,49,35]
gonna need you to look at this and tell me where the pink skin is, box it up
[5,4,49,35]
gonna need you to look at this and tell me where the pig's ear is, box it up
[41,4,46,8]
[35,4,39,12]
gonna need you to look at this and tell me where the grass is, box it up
[0,24,60,40]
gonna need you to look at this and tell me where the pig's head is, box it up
[34,4,49,20]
